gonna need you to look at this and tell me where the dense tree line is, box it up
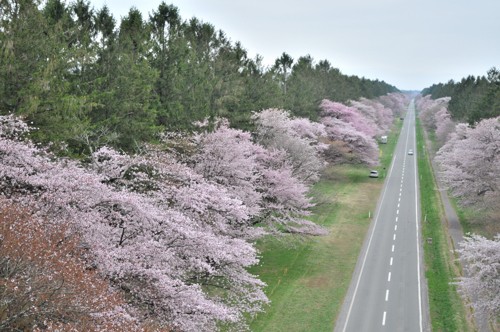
[0,93,408,330]
[0,0,397,154]
[416,96,500,324]
[421,67,500,124]
[0,1,407,330]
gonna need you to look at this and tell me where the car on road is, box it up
[408,149,414,155]
[369,170,379,178]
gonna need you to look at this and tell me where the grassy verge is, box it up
[379,118,403,171]
[416,119,470,331]
[452,198,500,238]
[249,166,381,332]
[248,121,402,332]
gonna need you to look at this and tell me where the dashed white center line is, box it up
[388,272,391,281]
[393,234,396,241]
[382,311,387,326]
[396,209,399,215]
[395,216,398,222]
[390,257,393,266]
[397,203,400,208]
[392,244,395,252]
[385,289,390,301]
[394,225,398,231]
[398,197,401,202]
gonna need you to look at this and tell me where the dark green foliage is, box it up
[0,0,397,155]
[421,68,500,124]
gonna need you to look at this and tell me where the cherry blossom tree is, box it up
[252,108,326,183]
[0,115,268,331]
[320,116,379,166]
[378,93,410,118]
[190,121,325,235]
[434,107,455,147]
[416,95,451,133]
[0,201,142,331]
[349,98,393,136]
[435,117,500,208]
[456,234,500,321]
[190,122,263,219]
[319,99,376,137]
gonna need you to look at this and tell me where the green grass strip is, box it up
[416,118,469,331]
[248,120,403,332]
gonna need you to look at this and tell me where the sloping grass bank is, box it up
[248,122,402,331]
[416,119,471,331]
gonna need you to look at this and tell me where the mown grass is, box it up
[248,121,403,332]
[248,166,381,332]
[416,119,471,332]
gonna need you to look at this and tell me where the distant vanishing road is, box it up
[334,100,429,332]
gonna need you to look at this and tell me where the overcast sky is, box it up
[89,0,500,91]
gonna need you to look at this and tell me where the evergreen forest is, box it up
[421,67,500,124]
[0,0,398,154]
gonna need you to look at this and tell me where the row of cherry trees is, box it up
[0,93,407,331]
[416,95,500,209]
[416,95,500,322]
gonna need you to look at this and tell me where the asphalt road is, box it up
[334,100,429,332]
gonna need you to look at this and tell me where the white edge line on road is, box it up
[341,154,398,332]
[413,107,424,332]
[406,101,423,332]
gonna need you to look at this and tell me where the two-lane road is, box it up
[335,100,428,332]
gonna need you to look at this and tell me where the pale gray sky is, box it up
[89,0,500,91]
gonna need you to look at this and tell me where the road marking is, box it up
[395,224,398,231]
[388,272,391,281]
[385,289,390,301]
[390,257,393,266]
[396,209,399,215]
[397,203,400,208]
[412,109,424,332]
[341,155,398,332]
[382,311,387,326]
[403,102,423,332]
[393,234,396,241]
[392,244,395,252]
[395,216,398,222]
[398,197,401,202]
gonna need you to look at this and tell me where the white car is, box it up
[408,149,414,155]
[369,170,379,178]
